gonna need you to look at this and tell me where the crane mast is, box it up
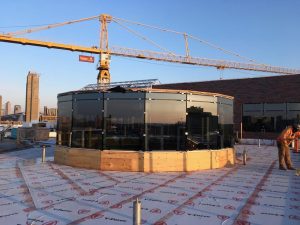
[98,14,112,84]
[0,13,300,83]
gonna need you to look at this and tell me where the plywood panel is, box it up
[54,147,235,172]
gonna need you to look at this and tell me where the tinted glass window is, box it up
[243,103,287,132]
[72,95,103,149]
[187,101,218,149]
[146,99,186,150]
[188,95,218,116]
[73,99,103,129]
[287,103,300,125]
[57,95,73,146]
[243,103,263,116]
[263,103,286,132]
[57,91,234,151]
[188,94,215,102]
[146,93,186,100]
[218,100,234,148]
[104,98,144,150]
[73,92,101,100]
[105,92,145,99]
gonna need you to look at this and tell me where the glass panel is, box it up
[287,103,300,125]
[57,95,72,146]
[187,94,216,103]
[188,95,218,116]
[243,103,287,132]
[264,103,286,112]
[72,97,103,149]
[218,99,234,148]
[57,91,235,151]
[105,92,145,99]
[243,103,265,132]
[84,130,102,149]
[146,93,186,100]
[104,96,144,150]
[263,103,286,132]
[71,130,103,149]
[73,92,101,100]
[146,99,186,150]
[73,99,103,129]
[71,130,84,148]
[243,103,263,116]
[57,94,73,102]
[187,101,218,149]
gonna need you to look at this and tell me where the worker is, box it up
[276,124,300,170]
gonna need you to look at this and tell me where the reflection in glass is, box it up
[187,103,219,149]
[57,91,234,151]
[57,96,72,146]
[242,103,300,133]
[146,100,186,150]
[218,100,234,148]
[104,97,144,150]
[287,103,300,125]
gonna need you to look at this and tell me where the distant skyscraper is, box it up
[0,95,2,118]
[44,106,57,116]
[14,105,22,114]
[25,71,39,122]
[5,101,11,115]
[44,106,48,116]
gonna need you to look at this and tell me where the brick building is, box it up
[155,74,300,139]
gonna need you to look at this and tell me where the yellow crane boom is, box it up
[1,13,300,84]
[1,34,299,75]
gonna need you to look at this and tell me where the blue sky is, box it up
[0,0,300,110]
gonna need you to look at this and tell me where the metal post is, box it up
[258,139,261,148]
[42,145,46,163]
[81,130,85,148]
[240,122,243,140]
[58,132,62,145]
[242,149,247,165]
[133,198,141,225]
[69,132,72,147]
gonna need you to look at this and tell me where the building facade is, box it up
[14,105,22,114]
[25,71,39,122]
[57,89,234,150]
[44,106,57,116]
[156,74,300,139]
[0,95,2,119]
[5,101,11,116]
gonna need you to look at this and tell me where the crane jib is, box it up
[0,35,299,75]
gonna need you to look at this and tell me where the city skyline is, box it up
[0,0,300,108]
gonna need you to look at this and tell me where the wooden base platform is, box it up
[54,146,235,172]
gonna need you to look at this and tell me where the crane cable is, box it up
[112,16,261,64]
[112,19,176,56]
[5,15,101,37]
[4,14,266,66]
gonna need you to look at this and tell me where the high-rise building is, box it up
[5,101,11,115]
[43,106,48,116]
[44,106,57,116]
[0,95,2,118]
[14,105,22,114]
[25,71,39,122]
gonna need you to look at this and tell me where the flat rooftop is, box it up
[0,142,299,224]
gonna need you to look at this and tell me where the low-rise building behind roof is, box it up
[155,74,300,139]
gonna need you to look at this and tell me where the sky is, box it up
[0,0,300,111]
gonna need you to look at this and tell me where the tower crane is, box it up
[0,13,299,84]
